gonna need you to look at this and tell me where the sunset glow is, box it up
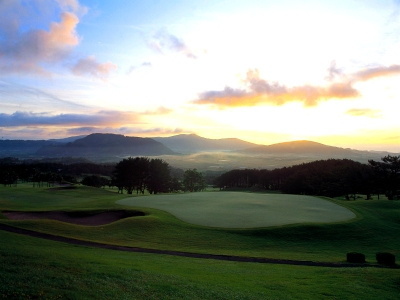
[1,0,399,151]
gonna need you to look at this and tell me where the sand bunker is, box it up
[2,210,144,226]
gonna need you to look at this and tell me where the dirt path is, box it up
[0,223,392,269]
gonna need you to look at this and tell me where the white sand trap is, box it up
[117,192,356,228]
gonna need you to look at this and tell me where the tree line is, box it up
[1,155,398,199]
[0,156,206,194]
[214,156,400,200]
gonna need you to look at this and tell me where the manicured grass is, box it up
[0,185,400,262]
[0,183,127,211]
[117,192,355,228]
[1,230,399,300]
[0,185,399,262]
[1,185,399,298]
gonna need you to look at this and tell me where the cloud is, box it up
[346,108,382,118]
[0,1,115,78]
[0,111,139,127]
[66,126,185,136]
[353,64,400,81]
[71,56,117,79]
[326,61,342,80]
[148,29,196,59]
[0,80,87,112]
[55,0,88,15]
[66,127,98,134]
[143,106,173,115]
[116,127,185,136]
[127,61,152,74]
[195,69,359,107]
[194,65,400,108]
[0,10,80,75]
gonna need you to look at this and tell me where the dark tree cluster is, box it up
[81,175,110,188]
[368,155,400,200]
[112,157,175,194]
[215,156,400,199]
[0,158,114,187]
[112,157,206,194]
[182,169,206,192]
[0,156,207,194]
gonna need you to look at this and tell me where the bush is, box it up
[376,252,396,266]
[346,252,366,263]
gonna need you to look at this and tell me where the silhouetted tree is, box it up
[369,155,400,200]
[81,175,110,188]
[147,159,171,194]
[183,169,205,192]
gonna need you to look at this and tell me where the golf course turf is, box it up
[117,192,356,228]
[1,185,399,299]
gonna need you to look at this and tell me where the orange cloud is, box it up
[195,65,400,108]
[195,69,359,107]
[0,11,79,74]
[0,1,115,78]
[354,65,400,81]
[45,12,80,55]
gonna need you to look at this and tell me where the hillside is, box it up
[242,140,360,155]
[0,140,60,157]
[36,133,176,157]
[153,134,258,154]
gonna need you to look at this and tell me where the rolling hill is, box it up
[36,133,176,157]
[0,140,59,157]
[241,140,361,156]
[153,134,258,154]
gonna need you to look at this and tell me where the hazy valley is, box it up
[0,133,397,171]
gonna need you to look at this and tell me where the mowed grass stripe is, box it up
[117,192,356,228]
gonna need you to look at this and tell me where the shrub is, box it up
[346,252,366,263]
[376,252,396,266]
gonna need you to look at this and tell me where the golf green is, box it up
[117,192,356,228]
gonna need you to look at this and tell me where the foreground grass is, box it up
[1,230,399,300]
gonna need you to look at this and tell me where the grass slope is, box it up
[0,185,399,261]
[1,230,399,300]
[1,185,399,298]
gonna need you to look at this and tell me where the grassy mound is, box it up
[117,192,356,228]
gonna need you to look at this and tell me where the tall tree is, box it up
[183,169,205,192]
[147,159,171,194]
[112,157,150,194]
[369,155,400,200]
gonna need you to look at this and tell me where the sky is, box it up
[1,0,400,152]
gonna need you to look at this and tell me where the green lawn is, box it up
[1,229,399,300]
[117,192,356,228]
[0,184,399,299]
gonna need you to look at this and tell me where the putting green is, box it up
[117,192,356,228]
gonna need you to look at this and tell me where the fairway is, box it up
[117,192,356,228]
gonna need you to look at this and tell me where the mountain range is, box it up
[0,133,397,169]
[153,134,257,154]
[36,133,175,158]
